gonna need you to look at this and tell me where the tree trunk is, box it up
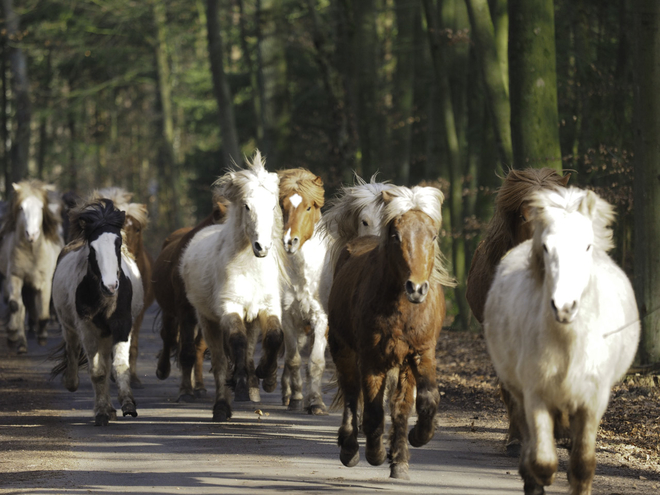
[206,0,241,167]
[489,0,508,93]
[391,0,418,185]
[633,0,660,365]
[237,0,264,142]
[422,0,470,330]
[258,0,290,168]
[1,33,8,196]
[3,0,31,182]
[465,0,512,168]
[508,0,562,170]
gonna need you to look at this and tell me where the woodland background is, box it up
[0,0,658,363]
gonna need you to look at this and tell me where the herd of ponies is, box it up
[0,151,641,494]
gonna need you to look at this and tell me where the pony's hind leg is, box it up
[306,314,328,415]
[193,331,208,398]
[6,274,27,353]
[177,310,199,402]
[255,313,283,393]
[389,365,416,479]
[281,311,303,410]
[156,313,177,380]
[408,348,440,448]
[128,307,146,388]
[568,407,598,495]
[199,314,232,421]
[361,368,387,467]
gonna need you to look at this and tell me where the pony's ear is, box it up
[578,190,599,218]
[12,182,21,192]
[44,184,57,192]
[560,172,571,187]
[221,173,239,201]
[213,199,228,224]
[381,190,393,204]
[313,176,324,188]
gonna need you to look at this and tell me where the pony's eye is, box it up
[362,220,369,227]
[586,244,592,252]
[543,244,548,253]
[245,204,250,211]
[432,235,438,242]
[307,206,312,211]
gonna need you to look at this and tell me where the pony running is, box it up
[328,184,455,479]
[465,167,569,454]
[278,168,329,414]
[153,195,227,402]
[0,180,63,353]
[483,187,639,495]
[51,199,144,426]
[180,150,286,421]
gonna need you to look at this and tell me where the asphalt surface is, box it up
[0,306,579,494]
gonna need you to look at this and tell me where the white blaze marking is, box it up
[289,194,303,208]
[90,232,120,290]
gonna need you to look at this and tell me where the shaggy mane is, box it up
[90,187,148,229]
[0,179,62,243]
[277,168,325,208]
[484,168,569,267]
[68,199,126,243]
[381,185,456,288]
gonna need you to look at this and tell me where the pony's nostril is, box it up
[551,300,557,313]
[292,237,299,247]
[420,282,429,296]
[254,242,262,252]
[571,300,577,310]
[405,281,415,294]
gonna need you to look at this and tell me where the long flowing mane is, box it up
[0,179,62,243]
[381,185,456,288]
[277,168,325,208]
[319,174,391,270]
[68,199,126,243]
[213,150,289,283]
[529,186,615,277]
[484,168,569,267]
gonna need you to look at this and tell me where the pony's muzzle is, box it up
[405,280,429,304]
[253,241,271,258]
[551,299,578,324]
[285,236,300,254]
[101,279,119,296]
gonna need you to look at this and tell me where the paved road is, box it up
[0,306,580,494]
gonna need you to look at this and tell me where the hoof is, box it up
[366,446,387,466]
[122,402,138,417]
[287,398,304,412]
[390,463,410,480]
[307,403,328,416]
[95,413,110,426]
[17,343,27,355]
[176,393,196,403]
[194,388,207,399]
[408,424,434,448]
[261,374,277,393]
[156,361,171,380]
[249,387,261,403]
[234,377,250,402]
[212,401,232,422]
[282,396,290,407]
[506,440,522,458]
[37,337,47,347]
[339,448,360,468]
[523,481,545,495]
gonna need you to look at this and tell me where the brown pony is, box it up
[153,196,227,401]
[328,185,455,479]
[277,168,329,414]
[90,188,154,388]
[465,167,569,454]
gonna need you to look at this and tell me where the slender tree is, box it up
[633,0,660,365]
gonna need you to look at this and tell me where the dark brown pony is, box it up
[465,167,570,454]
[153,197,227,401]
[328,185,454,479]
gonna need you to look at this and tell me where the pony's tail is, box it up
[326,371,365,414]
[49,341,87,379]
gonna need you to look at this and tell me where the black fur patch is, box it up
[108,271,133,343]
[75,274,103,321]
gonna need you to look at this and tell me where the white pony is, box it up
[0,180,63,353]
[318,175,392,311]
[180,151,286,422]
[483,187,640,495]
[277,168,330,414]
[52,200,144,426]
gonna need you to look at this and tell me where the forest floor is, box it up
[436,330,660,491]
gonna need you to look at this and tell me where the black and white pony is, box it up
[52,200,144,426]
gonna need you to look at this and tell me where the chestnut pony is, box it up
[328,185,455,479]
[152,196,227,402]
[277,168,329,414]
[465,168,569,454]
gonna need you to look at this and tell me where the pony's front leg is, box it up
[61,323,81,392]
[199,314,232,421]
[281,310,303,409]
[35,280,53,345]
[329,333,360,468]
[245,319,262,402]
[193,330,208,398]
[255,312,283,393]
[408,348,440,448]
[568,407,598,495]
[389,364,416,479]
[85,333,115,426]
[128,308,146,388]
[156,313,177,380]
[112,337,137,419]
[177,309,198,402]
[521,393,557,493]
[361,367,387,467]
[306,312,328,415]
[219,312,251,402]
[6,274,27,353]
